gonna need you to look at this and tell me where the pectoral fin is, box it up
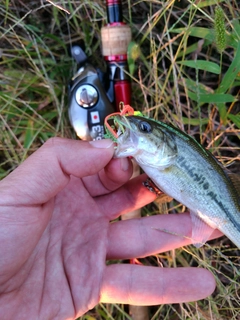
[190,210,216,248]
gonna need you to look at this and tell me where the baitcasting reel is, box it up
[68,45,115,141]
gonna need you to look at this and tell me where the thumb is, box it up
[0,138,114,205]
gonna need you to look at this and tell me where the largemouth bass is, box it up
[108,114,240,248]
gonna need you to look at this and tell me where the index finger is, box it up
[81,157,133,197]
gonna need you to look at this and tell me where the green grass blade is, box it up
[188,92,236,103]
[227,114,240,129]
[172,115,209,125]
[217,41,240,93]
[178,60,221,74]
[193,0,225,8]
[23,119,34,149]
[217,103,227,124]
[172,27,215,41]
[181,78,214,95]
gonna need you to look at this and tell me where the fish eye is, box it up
[138,121,152,133]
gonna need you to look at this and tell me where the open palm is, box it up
[0,138,217,320]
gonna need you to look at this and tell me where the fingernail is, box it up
[120,158,129,171]
[89,139,114,149]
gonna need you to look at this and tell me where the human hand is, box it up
[0,138,220,319]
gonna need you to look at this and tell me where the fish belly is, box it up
[140,164,240,248]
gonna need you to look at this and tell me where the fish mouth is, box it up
[105,114,130,139]
[114,115,130,136]
[109,115,138,158]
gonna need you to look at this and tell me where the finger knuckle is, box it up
[43,137,63,149]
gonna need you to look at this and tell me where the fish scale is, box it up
[111,115,240,248]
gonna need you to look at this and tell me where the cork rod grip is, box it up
[101,24,132,57]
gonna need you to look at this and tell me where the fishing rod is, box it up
[101,2,150,320]
[68,3,149,316]
[101,0,132,110]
